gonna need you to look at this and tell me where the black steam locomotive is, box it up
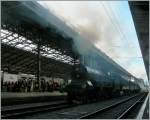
[64,47,141,104]
[65,63,96,103]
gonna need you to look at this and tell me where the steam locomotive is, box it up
[64,48,141,104]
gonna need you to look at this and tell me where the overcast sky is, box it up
[38,1,148,85]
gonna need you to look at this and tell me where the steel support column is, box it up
[37,42,41,91]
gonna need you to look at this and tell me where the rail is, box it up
[79,93,144,119]
[118,93,147,119]
[2,101,74,119]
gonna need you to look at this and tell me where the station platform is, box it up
[2,92,67,106]
[137,92,149,119]
[142,98,149,119]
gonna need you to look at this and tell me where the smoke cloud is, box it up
[27,1,147,82]
[37,1,124,58]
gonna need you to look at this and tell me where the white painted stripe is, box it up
[136,93,149,119]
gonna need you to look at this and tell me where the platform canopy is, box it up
[1,1,78,78]
[129,1,149,79]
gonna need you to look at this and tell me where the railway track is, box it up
[2,93,147,119]
[19,95,138,119]
[118,94,147,119]
[2,101,74,119]
[79,93,147,119]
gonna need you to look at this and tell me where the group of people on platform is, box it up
[2,78,61,92]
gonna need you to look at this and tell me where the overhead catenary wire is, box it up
[107,2,133,48]
[100,2,143,60]
[101,2,131,48]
